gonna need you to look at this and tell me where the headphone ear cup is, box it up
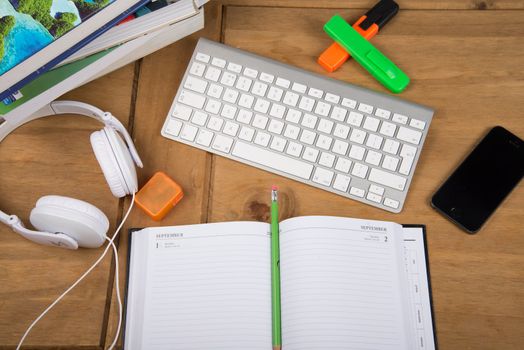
[90,130,127,198]
[30,195,109,248]
[103,127,138,194]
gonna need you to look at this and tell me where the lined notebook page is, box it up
[124,222,272,350]
[279,216,413,350]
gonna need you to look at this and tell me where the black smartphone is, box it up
[431,126,524,233]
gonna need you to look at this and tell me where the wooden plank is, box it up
[205,6,524,350]
[102,2,225,348]
[0,63,136,348]
[220,0,524,10]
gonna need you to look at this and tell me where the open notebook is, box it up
[124,216,437,350]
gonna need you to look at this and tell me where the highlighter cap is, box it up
[135,172,184,221]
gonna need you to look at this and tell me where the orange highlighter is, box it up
[318,0,399,73]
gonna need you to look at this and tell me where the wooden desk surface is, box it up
[1,1,523,349]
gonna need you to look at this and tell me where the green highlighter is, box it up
[324,14,409,93]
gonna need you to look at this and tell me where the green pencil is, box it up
[270,186,281,350]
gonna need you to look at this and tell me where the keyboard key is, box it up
[205,99,221,114]
[244,67,258,78]
[181,124,198,141]
[350,187,365,198]
[302,147,319,162]
[308,88,323,98]
[351,163,369,178]
[333,123,350,139]
[366,134,383,149]
[325,93,340,104]
[330,106,347,122]
[189,62,206,76]
[220,72,237,87]
[239,126,255,141]
[383,139,400,155]
[292,82,307,94]
[365,150,382,166]
[349,145,365,160]
[195,52,210,63]
[236,76,252,91]
[270,136,287,152]
[314,101,331,117]
[300,130,316,145]
[222,88,238,103]
[172,103,192,120]
[211,57,226,68]
[319,152,335,168]
[379,121,397,137]
[333,174,351,192]
[349,129,366,144]
[312,167,334,187]
[238,94,254,109]
[384,198,400,209]
[347,111,363,127]
[375,108,391,119]
[410,118,426,130]
[196,129,213,147]
[227,62,242,73]
[233,141,313,180]
[178,90,205,109]
[284,124,300,140]
[204,66,221,82]
[397,126,422,145]
[301,114,318,129]
[260,72,274,83]
[335,158,352,173]
[399,144,417,175]
[286,142,303,157]
[392,113,408,124]
[285,109,302,124]
[252,82,268,97]
[341,98,356,109]
[223,121,239,136]
[316,134,333,150]
[368,185,384,196]
[237,109,253,124]
[254,132,271,147]
[164,119,183,136]
[298,96,315,112]
[191,111,208,126]
[252,114,268,129]
[363,116,380,132]
[369,168,406,191]
[358,103,373,114]
[268,119,285,135]
[269,104,286,119]
[208,84,224,99]
[366,192,382,203]
[208,116,223,131]
[212,134,233,153]
[317,119,334,134]
[254,98,270,114]
[267,87,284,101]
[221,104,237,119]
[275,77,290,88]
[382,155,400,172]
[283,91,299,107]
[332,139,349,155]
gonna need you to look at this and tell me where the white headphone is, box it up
[0,100,143,250]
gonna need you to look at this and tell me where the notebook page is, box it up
[279,216,413,350]
[124,222,272,350]
[403,227,436,350]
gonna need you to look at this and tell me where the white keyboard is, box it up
[162,38,434,213]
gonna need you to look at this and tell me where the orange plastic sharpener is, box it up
[135,172,184,221]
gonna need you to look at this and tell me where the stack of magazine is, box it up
[0,0,207,127]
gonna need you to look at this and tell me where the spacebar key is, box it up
[232,141,313,180]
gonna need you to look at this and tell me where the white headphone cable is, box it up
[16,193,135,350]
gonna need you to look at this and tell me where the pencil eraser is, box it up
[135,172,184,221]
